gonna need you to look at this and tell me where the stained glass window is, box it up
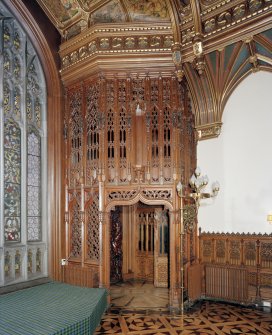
[4,120,21,242]
[0,2,47,286]
[27,131,41,241]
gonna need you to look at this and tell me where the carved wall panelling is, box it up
[199,232,272,303]
[68,191,82,260]
[86,191,100,263]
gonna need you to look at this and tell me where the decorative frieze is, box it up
[202,1,272,36]
[142,189,172,200]
[60,27,174,70]
[108,190,138,201]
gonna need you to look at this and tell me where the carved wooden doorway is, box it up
[109,202,169,289]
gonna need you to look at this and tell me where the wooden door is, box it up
[154,209,169,288]
[135,208,155,282]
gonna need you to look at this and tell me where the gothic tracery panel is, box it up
[86,82,100,185]
[69,195,82,258]
[4,120,21,242]
[27,130,41,241]
[86,193,100,262]
[69,90,83,187]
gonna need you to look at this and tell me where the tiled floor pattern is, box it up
[95,302,272,335]
[95,282,272,335]
[110,281,169,310]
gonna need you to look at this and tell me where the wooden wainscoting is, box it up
[199,232,272,304]
[62,264,99,288]
[188,263,204,302]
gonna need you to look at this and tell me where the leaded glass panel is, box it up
[3,52,11,74]
[3,81,11,116]
[13,86,21,119]
[34,98,41,128]
[14,57,21,79]
[27,131,41,241]
[13,31,21,50]
[15,250,21,278]
[26,93,32,121]
[0,2,47,286]
[28,249,33,274]
[4,252,11,279]
[36,249,41,272]
[4,120,21,242]
[3,24,11,46]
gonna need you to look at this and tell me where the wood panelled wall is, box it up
[197,232,272,304]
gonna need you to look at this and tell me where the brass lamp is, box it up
[188,167,220,209]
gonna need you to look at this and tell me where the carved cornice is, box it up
[59,23,175,81]
[196,122,222,140]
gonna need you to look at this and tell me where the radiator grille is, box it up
[205,265,248,303]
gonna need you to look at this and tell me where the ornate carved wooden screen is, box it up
[64,74,195,188]
[63,72,197,308]
[64,83,101,286]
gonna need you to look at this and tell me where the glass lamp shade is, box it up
[195,166,201,177]
[176,181,183,194]
[267,214,272,224]
[212,181,220,192]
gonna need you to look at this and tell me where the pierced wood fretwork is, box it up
[68,90,83,187]
[69,195,82,258]
[86,82,100,185]
[106,80,115,183]
[118,80,128,182]
[86,192,100,262]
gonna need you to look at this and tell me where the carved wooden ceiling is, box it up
[34,0,272,139]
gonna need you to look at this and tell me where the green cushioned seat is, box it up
[0,282,107,335]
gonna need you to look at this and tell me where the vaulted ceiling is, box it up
[34,0,272,139]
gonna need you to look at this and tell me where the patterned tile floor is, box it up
[95,282,272,335]
[95,302,272,335]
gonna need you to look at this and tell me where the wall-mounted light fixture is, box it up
[267,214,272,224]
[177,167,220,210]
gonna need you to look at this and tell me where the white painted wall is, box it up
[197,71,272,234]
